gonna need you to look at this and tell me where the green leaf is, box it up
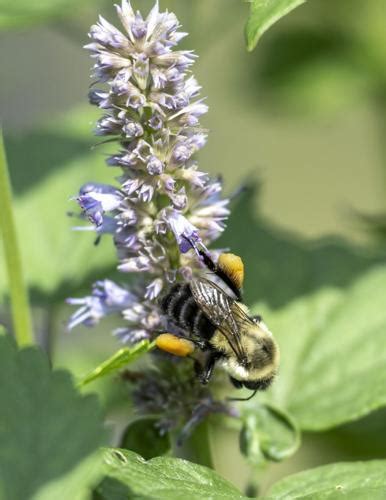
[239,403,300,465]
[78,340,155,387]
[222,185,385,310]
[0,334,106,499]
[259,264,386,431]
[120,418,170,460]
[220,187,386,431]
[245,0,306,51]
[32,452,103,500]
[266,460,386,499]
[95,448,247,500]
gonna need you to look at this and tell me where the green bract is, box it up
[78,340,155,387]
[240,403,300,464]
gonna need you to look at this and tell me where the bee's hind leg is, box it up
[198,352,222,385]
[181,235,243,300]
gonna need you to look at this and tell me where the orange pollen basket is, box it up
[156,333,195,357]
[218,253,244,290]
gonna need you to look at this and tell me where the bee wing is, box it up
[190,277,248,363]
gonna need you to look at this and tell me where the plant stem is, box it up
[172,419,214,469]
[0,129,34,346]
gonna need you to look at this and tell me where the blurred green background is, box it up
[1,0,386,495]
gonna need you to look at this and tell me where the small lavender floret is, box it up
[67,280,135,329]
[77,183,123,226]
[145,278,163,300]
[161,208,200,253]
[147,156,164,175]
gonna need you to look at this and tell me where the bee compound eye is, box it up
[252,314,262,324]
[229,376,243,389]
[244,377,273,391]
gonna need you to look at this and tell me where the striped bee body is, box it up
[157,249,280,399]
[160,283,215,346]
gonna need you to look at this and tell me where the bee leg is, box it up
[170,330,207,351]
[199,353,221,385]
[195,339,208,350]
[180,235,216,271]
[181,235,243,299]
[185,236,243,300]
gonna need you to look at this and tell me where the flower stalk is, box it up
[0,129,34,347]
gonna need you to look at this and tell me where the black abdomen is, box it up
[160,283,215,342]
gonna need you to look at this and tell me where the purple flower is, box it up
[76,183,123,226]
[87,16,129,51]
[163,208,201,253]
[67,280,135,329]
[118,255,152,273]
[113,327,149,344]
[68,0,238,438]
[179,166,207,188]
[169,187,187,210]
[138,183,154,202]
[148,113,163,130]
[69,1,229,341]
[145,278,163,300]
[123,121,144,138]
[173,143,192,163]
[147,156,164,175]
[131,17,147,40]
[88,89,110,108]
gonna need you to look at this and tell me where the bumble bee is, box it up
[157,242,280,400]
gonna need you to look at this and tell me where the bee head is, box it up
[243,324,280,369]
[224,324,280,392]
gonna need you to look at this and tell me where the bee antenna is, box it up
[227,389,258,402]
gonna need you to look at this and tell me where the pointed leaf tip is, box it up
[245,0,307,51]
